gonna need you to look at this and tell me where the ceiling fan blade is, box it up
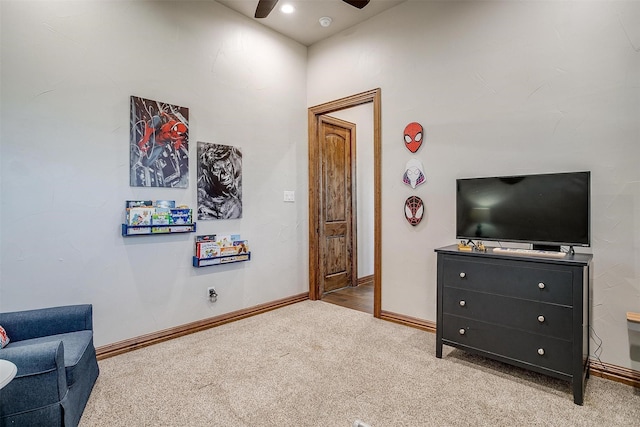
[255,0,279,19]
[342,0,370,9]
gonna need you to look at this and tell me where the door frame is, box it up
[308,88,381,318]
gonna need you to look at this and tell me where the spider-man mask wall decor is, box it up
[405,196,424,226]
[404,122,423,153]
[403,158,426,189]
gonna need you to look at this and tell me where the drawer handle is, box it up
[459,272,466,278]
[538,315,545,323]
[538,282,545,289]
[538,348,545,356]
[459,300,466,307]
[459,328,466,335]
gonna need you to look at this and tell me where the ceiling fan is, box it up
[255,0,371,19]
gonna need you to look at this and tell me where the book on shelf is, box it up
[233,240,249,254]
[196,241,221,259]
[216,234,241,247]
[125,200,153,208]
[221,254,249,263]
[152,212,171,225]
[196,234,217,243]
[154,200,175,214]
[195,234,216,251]
[126,226,151,235]
[197,258,222,266]
[154,200,176,209]
[169,225,194,232]
[170,208,192,224]
[196,253,250,267]
[220,246,239,256]
[127,207,154,226]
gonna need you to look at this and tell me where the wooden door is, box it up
[319,115,357,295]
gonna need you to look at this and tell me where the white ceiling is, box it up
[215,0,407,46]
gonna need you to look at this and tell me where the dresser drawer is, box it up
[442,288,573,340]
[442,314,572,374]
[442,256,573,306]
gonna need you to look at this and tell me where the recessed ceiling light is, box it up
[280,4,295,14]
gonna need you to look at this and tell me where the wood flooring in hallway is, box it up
[321,278,373,314]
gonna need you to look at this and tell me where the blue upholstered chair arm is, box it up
[0,340,67,415]
[0,304,93,342]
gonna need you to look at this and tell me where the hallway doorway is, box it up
[308,89,381,317]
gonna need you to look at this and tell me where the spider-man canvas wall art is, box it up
[130,96,189,187]
[197,142,242,220]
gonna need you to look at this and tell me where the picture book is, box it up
[126,227,151,235]
[220,254,249,264]
[170,208,192,224]
[154,200,176,209]
[220,246,239,256]
[216,234,241,247]
[126,200,153,208]
[197,258,221,267]
[152,212,171,225]
[127,207,154,226]
[197,241,220,259]
[233,240,249,254]
[195,234,217,243]
[195,234,216,251]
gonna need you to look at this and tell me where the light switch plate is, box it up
[284,191,295,202]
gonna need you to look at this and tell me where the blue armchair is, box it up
[0,304,99,427]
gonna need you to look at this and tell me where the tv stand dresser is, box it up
[435,245,592,405]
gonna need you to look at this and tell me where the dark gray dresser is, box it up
[435,245,592,405]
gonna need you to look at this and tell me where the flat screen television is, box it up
[456,171,590,250]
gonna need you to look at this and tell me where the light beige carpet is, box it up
[80,300,639,426]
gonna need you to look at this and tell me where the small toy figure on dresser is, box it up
[457,240,472,251]
[457,240,486,252]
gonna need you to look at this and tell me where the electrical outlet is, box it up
[207,287,217,302]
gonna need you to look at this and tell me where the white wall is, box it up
[307,0,640,370]
[0,0,309,346]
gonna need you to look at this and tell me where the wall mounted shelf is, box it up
[193,252,251,267]
[121,223,196,237]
